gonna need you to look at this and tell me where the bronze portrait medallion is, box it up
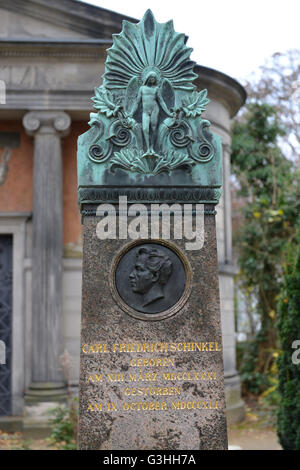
[112,240,191,320]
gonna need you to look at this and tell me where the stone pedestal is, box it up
[23,111,71,417]
[78,212,228,450]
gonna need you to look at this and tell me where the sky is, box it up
[82,0,299,83]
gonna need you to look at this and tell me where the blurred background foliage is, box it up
[231,49,300,446]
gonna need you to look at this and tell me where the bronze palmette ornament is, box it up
[77,9,222,209]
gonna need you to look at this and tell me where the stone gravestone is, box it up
[77,10,227,450]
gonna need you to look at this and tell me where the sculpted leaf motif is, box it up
[182,90,210,118]
[167,151,193,170]
[91,86,121,117]
[110,149,194,175]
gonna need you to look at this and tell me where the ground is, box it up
[228,397,281,450]
[0,399,282,450]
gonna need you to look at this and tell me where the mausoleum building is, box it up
[0,0,246,428]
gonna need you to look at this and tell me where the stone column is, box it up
[195,66,246,424]
[223,144,233,265]
[220,142,245,424]
[23,111,71,407]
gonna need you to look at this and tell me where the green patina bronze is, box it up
[77,9,222,212]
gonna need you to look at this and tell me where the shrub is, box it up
[277,243,300,449]
[237,334,271,396]
[48,399,78,450]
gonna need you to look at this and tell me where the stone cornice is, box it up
[78,189,222,214]
[0,51,246,122]
[0,91,93,116]
[218,263,239,276]
[195,65,246,118]
[0,212,32,219]
[0,39,110,58]
[0,0,137,39]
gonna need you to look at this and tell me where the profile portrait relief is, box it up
[114,242,188,317]
[129,247,173,307]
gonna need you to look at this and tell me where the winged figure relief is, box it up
[88,10,214,172]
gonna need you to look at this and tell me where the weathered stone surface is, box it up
[78,213,227,450]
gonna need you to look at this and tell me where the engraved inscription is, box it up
[82,340,223,413]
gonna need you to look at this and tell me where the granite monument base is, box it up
[78,212,227,450]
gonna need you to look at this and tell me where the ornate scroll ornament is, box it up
[87,9,215,174]
[23,111,71,136]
